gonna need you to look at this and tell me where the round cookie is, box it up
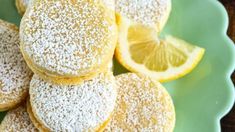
[105,73,175,131]
[29,72,117,131]
[20,0,117,85]
[0,19,33,111]
[115,0,172,32]
[0,104,38,132]
[15,0,30,15]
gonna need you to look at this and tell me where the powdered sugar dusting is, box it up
[115,0,170,26]
[0,105,38,132]
[20,0,117,76]
[29,72,117,131]
[0,20,32,104]
[105,73,175,131]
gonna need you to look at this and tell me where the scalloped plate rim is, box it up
[214,0,235,129]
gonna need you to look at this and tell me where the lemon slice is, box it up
[116,18,205,82]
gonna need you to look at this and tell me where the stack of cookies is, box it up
[0,0,176,131]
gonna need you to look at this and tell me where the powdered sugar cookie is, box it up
[115,0,171,32]
[29,72,117,131]
[0,19,33,111]
[105,73,175,131]
[20,0,117,85]
[0,104,37,132]
[15,0,30,15]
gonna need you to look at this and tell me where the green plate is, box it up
[0,0,235,132]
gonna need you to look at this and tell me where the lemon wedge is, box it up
[116,18,205,82]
